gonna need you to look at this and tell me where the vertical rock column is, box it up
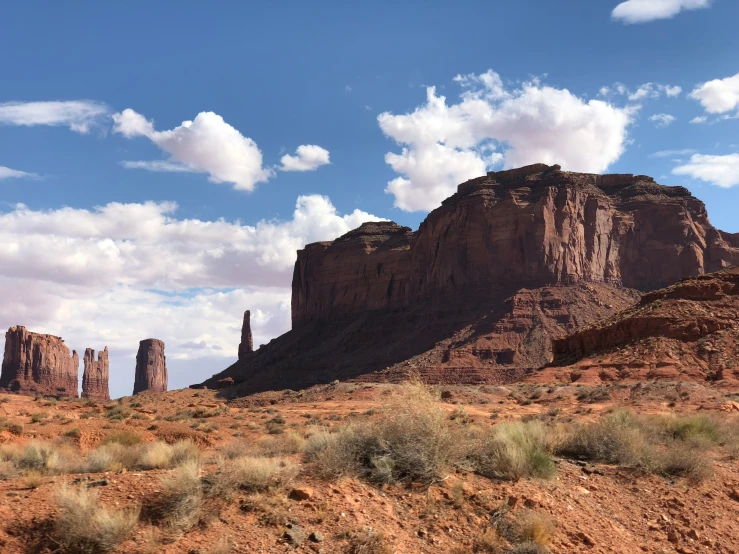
[0,326,79,398]
[132,338,167,394]
[81,347,110,401]
[238,310,254,360]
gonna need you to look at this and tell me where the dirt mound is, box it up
[531,268,739,384]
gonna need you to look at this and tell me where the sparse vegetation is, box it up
[54,486,139,553]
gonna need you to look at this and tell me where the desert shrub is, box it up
[511,510,554,546]
[7,422,24,435]
[227,456,298,491]
[508,543,549,554]
[102,430,143,446]
[55,486,139,553]
[143,461,203,531]
[473,527,507,552]
[30,412,48,423]
[87,440,201,472]
[104,405,131,421]
[346,528,392,554]
[657,415,720,444]
[658,442,713,483]
[17,441,83,474]
[469,421,556,481]
[63,428,81,439]
[0,460,19,480]
[306,383,455,483]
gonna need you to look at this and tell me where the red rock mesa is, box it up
[81,347,110,401]
[133,338,167,394]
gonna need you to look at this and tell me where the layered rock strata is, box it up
[532,267,739,384]
[81,347,110,401]
[0,326,79,397]
[202,164,739,394]
[238,310,253,360]
[133,339,167,394]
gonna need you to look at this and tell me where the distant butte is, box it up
[133,338,167,394]
[199,164,739,395]
[82,347,110,401]
[0,326,79,398]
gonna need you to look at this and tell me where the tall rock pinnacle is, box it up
[238,310,254,360]
[0,326,79,398]
[132,338,167,394]
[81,347,110,401]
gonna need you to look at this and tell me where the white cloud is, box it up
[690,115,708,124]
[0,166,38,180]
[279,145,331,172]
[378,70,634,211]
[120,160,195,173]
[0,195,383,397]
[649,113,676,127]
[689,73,739,114]
[672,153,739,188]
[0,100,109,133]
[665,85,682,97]
[650,148,696,158]
[112,109,273,191]
[612,0,712,24]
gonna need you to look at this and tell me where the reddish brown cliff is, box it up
[201,165,739,394]
[238,310,254,360]
[81,347,109,401]
[0,326,79,398]
[133,339,167,395]
[531,267,739,384]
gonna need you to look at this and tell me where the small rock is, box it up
[284,525,305,547]
[575,486,590,495]
[686,529,700,540]
[309,532,324,543]
[507,495,519,508]
[577,532,595,546]
[289,487,314,501]
[87,479,109,488]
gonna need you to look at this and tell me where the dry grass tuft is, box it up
[54,486,139,553]
[345,528,393,554]
[228,456,298,491]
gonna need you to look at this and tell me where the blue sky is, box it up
[0,0,737,397]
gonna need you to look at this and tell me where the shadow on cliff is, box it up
[202,289,529,398]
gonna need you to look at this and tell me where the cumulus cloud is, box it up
[689,73,739,115]
[0,100,109,133]
[378,70,634,211]
[279,145,331,172]
[672,153,739,188]
[112,109,273,191]
[0,166,39,180]
[690,116,708,124]
[649,113,676,127]
[612,0,712,24]
[0,195,383,396]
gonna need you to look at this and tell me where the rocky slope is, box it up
[202,164,739,394]
[531,267,739,384]
[0,326,79,398]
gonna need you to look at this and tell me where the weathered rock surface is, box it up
[133,339,167,394]
[530,267,739,384]
[81,347,109,401]
[0,326,79,397]
[238,310,253,360]
[201,165,739,394]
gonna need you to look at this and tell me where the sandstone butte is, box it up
[0,326,79,398]
[81,346,110,401]
[199,164,739,395]
[529,266,739,385]
[238,310,254,360]
[132,338,167,395]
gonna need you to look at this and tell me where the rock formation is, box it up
[531,267,739,384]
[201,164,739,394]
[81,347,110,401]
[133,339,167,394]
[0,326,79,397]
[238,310,253,359]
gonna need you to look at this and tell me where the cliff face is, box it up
[81,347,110,401]
[0,326,79,398]
[202,164,739,394]
[293,165,739,324]
[531,267,739,384]
[133,339,167,394]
